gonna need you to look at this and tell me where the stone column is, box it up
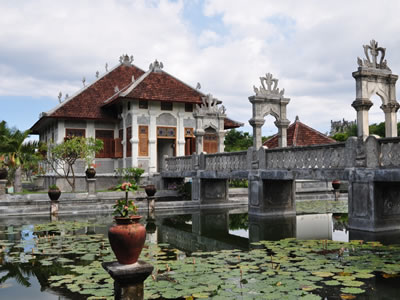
[0,179,7,200]
[130,113,139,167]
[276,119,290,148]
[86,178,96,198]
[102,261,153,300]
[148,111,157,173]
[177,112,186,156]
[122,114,127,169]
[218,131,225,152]
[249,118,265,150]
[352,99,373,140]
[195,130,204,154]
[381,102,400,137]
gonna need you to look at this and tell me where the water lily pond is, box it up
[1,200,400,299]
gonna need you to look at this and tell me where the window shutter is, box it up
[138,126,148,156]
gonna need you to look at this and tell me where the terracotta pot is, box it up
[144,184,156,197]
[85,168,96,178]
[48,189,61,201]
[108,215,146,264]
[332,180,341,190]
[0,168,7,180]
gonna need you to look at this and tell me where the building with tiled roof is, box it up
[263,116,336,148]
[30,55,242,187]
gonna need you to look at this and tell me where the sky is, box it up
[1,0,400,138]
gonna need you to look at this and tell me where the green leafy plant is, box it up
[114,167,144,185]
[48,184,59,191]
[44,137,103,192]
[113,182,138,217]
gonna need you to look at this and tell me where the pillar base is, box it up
[248,173,296,216]
[86,178,96,197]
[102,260,153,300]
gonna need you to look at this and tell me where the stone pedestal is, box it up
[102,261,154,300]
[348,168,400,232]
[248,171,296,217]
[192,177,229,204]
[86,178,96,197]
[0,179,7,200]
[147,196,155,213]
[50,200,59,216]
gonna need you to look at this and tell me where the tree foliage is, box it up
[331,122,400,141]
[45,137,103,192]
[0,121,41,192]
[224,129,253,152]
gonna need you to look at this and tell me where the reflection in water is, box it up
[1,209,400,299]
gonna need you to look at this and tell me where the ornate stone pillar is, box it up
[195,129,204,154]
[122,114,127,169]
[249,118,265,150]
[276,119,290,147]
[130,113,139,166]
[148,111,157,173]
[177,112,186,156]
[352,99,373,140]
[249,73,290,149]
[353,40,399,139]
[381,102,400,137]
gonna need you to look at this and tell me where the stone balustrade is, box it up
[204,151,248,171]
[162,136,400,174]
[264,142,349,169]
[378,137,400,168]
[164,155,193,172]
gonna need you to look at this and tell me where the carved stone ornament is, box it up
[119,54,134,66]
[357,39,391,71]
[149,60,164,71]
[196,94,226,114]
[253,73,285,97]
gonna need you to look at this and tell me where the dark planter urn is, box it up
[0,168,7,180]
[85,168,96,179]
[332,180,341,190]
[144,184,156,197]
[108,216,146,264]
[48,189,61,201]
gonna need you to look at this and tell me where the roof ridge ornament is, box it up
[357,39,391,71]
[253,73,285,97]
[119,54,134,66]
[149,59,164,72]
[58,92,62,103]
[196,94,226,115]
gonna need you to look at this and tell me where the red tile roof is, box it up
[118,70,203,104]
[224,117,243,129]
[263,117,336,148]
[52,64,144,119]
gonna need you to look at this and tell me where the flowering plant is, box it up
[113,182,138,217]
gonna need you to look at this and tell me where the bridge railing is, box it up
[369,136,400,168]
[162,136,400,174]
[204,151,248,171]
[164,155,193,172]
[263,142,349,169]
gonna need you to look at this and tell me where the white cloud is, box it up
[1,0,400,133]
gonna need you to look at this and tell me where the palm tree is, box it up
[0,121,39,193]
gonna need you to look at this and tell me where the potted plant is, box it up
[108,182,146,264]
[85,163,98,179]
[48,184,61,201]
[332,180,341,190]
[83,137,103,179]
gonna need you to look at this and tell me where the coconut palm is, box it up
[0,121,39,193]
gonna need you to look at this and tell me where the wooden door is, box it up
[203,133,218,153]
[95,130,114,158]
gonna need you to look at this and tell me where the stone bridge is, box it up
[161,136,400,233]
[161,40,400,233]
